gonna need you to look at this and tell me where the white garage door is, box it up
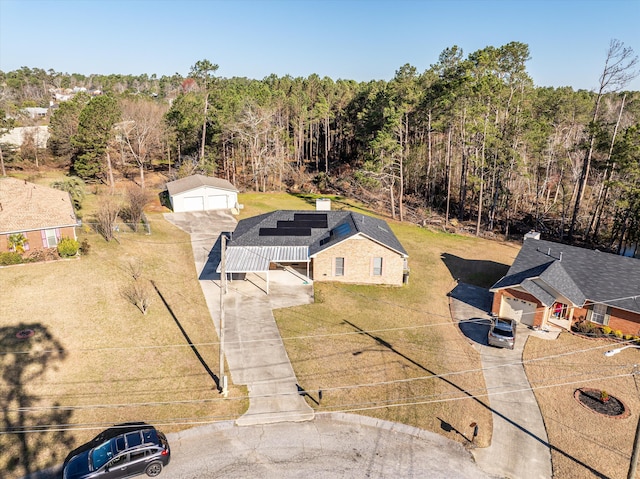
[500,296,537,326]
[184,196,205,211]
[207,195,228,209]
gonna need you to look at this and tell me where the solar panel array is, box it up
[259,213,328,237]
[320,221,353,245]
[293,213,328,227]
[259,227,311,236]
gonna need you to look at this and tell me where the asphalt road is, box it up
[23,414,495,479]
[163,415,496,479]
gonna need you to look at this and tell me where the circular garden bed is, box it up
[574,388,629,418]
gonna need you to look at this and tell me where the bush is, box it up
[57,237,79,257]
[79,238,90,255]
[0,252,23,265]
[24,248,59,262]
[574,320,595,334]
[602,326,613,336]
[614,330,624,339]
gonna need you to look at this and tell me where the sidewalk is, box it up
[449,282,552,479]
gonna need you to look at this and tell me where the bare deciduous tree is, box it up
[120,279,152,315]
[125,257,145,281]
[119,98,168,188]
[569,39,638,240]
[123,185,151,232]
[95,196,120,242]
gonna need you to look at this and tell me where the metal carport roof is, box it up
[219,245,309,273]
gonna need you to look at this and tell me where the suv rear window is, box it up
[142,429,158,444]
[493,321,514,337]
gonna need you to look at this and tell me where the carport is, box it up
[219,245,310,294]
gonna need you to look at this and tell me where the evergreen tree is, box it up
[71,95,121,179]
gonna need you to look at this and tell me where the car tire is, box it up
[145,462,163,477]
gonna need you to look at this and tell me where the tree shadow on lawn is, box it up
[151,281,221,391]
[343,319,610,479]
[448,282,494,313]
[1,323,74,478]
[441,252,509,289]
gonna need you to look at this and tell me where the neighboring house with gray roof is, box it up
[221,209,409,290]
[0,177,78,253]
[166,174,238,212]
[490,235,640,335]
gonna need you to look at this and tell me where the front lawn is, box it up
[0,185,248,478]
[274,218,519,447]
[524,332,639,479]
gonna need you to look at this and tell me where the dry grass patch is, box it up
[0,210,247,478]
[524,332,639,479]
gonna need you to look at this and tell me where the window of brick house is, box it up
[589,303,610,325]
[373,257,383,276]
[42,228,60,248]
[335,257,344,276]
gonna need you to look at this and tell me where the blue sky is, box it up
[1,0,639,91]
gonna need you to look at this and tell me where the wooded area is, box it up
[1,40,639,254]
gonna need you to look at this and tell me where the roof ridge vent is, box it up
[537,247,562,261]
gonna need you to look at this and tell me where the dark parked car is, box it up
[488,317,516,349]
[63,423,170,479]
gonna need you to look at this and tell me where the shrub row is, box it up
[0,238,88,266]
[572,320,640,343]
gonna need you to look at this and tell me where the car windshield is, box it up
[90,439,115,470]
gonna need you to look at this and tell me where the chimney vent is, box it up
[316,198,331,211]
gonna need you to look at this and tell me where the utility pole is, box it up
[628,365,640,479]
[219,234,228,397]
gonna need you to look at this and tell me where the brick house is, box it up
[0,177,78,253]
[221,208,409,292]
[490,234,640,335]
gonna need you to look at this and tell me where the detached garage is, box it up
[166,174,239,213]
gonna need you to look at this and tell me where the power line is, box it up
[1,338,630,417]
[1,369,633,435]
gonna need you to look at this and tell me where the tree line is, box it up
[1,40,639,254]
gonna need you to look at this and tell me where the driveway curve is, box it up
[450,282,552,479]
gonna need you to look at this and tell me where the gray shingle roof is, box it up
[492,238,640,314]
[224,210,407,272]
[166,174,238,196]
[0,177,77,233]
[230,210,406,254]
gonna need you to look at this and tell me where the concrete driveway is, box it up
[164,211,314,425]
[450,282,552,479]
